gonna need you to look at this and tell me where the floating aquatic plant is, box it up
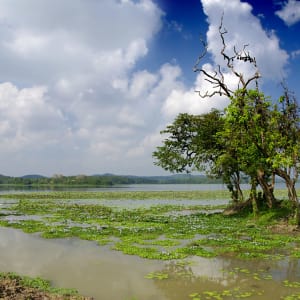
[0,191,300,262]
[144,272,169,280]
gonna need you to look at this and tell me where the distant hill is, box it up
[92,173,224,184]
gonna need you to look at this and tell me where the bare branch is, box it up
[193,35,208,73]
[194,14,261,100]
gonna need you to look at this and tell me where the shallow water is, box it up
[0,227,164,299]
[64,198,229,208]
[1,227,300,299]
[1,187,300,299]
[0,183,226,192]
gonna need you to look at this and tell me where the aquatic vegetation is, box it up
[2,191,300,300]
[283,280,300,288]
[0,190,231,200]
[144,272,169,280]
[282,293,300,300]
[188,287,263,299]
[224,267,273,282]
[113,240,187,260]
[0,191,300,263]
[0,272,82,297]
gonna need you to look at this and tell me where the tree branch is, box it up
[194,14,261,99]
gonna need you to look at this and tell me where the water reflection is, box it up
[0,227,166,300]
[155,256,300,300]
[1,227,300,299]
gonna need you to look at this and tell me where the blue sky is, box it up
[0,0,299,176]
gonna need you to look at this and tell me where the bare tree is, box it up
[193,15,261,98]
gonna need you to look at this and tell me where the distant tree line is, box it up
[0,174,225,186]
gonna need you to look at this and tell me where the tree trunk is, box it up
[250,178,258,216]
[225,171,244,204]
[275,168,300,225]
[275,168,298,202]
[235,180,244,203]
[257,169,276,208]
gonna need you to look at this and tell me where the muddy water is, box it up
[1,227,300,300]
[0,227,169,299]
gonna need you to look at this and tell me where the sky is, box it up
[0,0,299,177]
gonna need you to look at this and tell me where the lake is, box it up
[0,184,300,300]
[0,183,231,193]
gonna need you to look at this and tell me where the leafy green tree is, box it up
[153,109,245,203]
[268,87,300,222]
[222,89,277,209]
[154,16,300,221]
[153,110,223,173]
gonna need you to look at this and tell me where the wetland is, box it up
[0,185,300,299]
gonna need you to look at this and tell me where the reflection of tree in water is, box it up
[151,256,300,300]
[275,256,300,281]
[152,258,232,300]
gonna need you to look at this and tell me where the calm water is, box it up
[0,182,294,194]
[0,183,230,193]
[1,184,300,299]
[0,227,300,300]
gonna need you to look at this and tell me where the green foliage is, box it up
[1,191,299,261]
[0,190,231,200]
[154,86,300,219]
[0,272,80,296]
[153,110,224,173]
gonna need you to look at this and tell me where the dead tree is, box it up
[193,15,261,98]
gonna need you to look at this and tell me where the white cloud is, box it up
[275,0,300,26]
[0,0,291,176]
[0,0,167,176]
[161,63,234,120]
[160,0,289,121]
[0,0,163,87]
[0,82,66,151]
[202,0,288,82]
[128,70,158,99]
[4,30,50,57]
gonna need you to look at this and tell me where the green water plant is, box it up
[0,272,82,297]
[144,272,169,280]
[0,192,300,261]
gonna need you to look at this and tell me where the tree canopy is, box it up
[153,17,300,223]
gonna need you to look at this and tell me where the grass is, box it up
[0,272,87,298]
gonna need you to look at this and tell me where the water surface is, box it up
[1,227,300,300]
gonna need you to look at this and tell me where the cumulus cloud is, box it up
[162,70,231,120]
[0,0,168,175]
[275,0,300,26]
[0,82,68,160]
[128,70,158,99]
[0,0,162,85]
[202,0,288,81]
[159,0,289,121]
[0,0,291,176]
